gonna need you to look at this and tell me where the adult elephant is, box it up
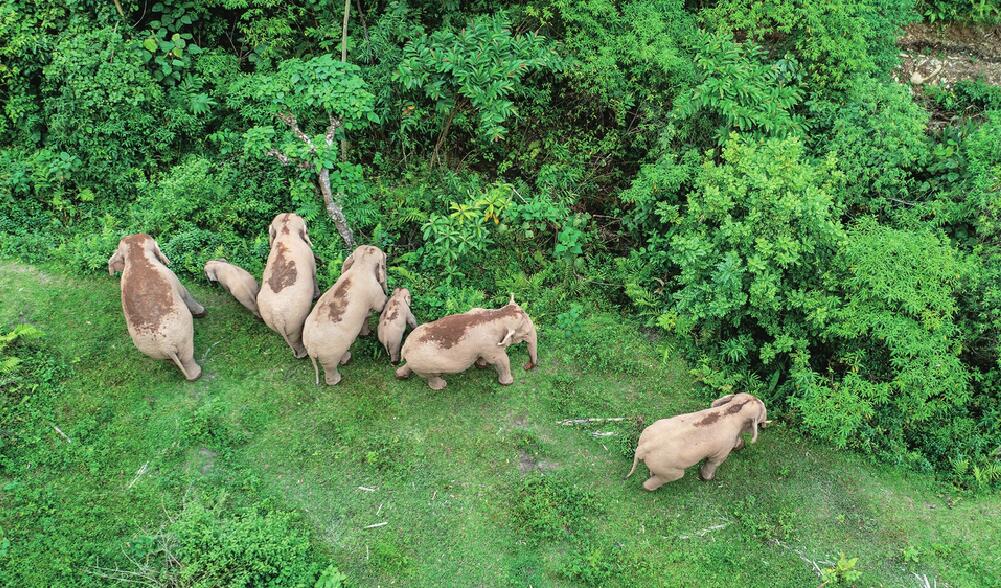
[395,296,538,390]
[303,245,387,385]
[257,213,318,358]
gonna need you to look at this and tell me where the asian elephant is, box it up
[204,259,261,318]
[395,296,538,390]
[303,245,388,385]
[378,288,417,364]
[257,213,319,358]
[108,234,206,381]
[626,393,769,490]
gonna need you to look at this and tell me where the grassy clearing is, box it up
[1,262,999,587]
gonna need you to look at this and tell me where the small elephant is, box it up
[257,213,319,358]
[303,245,388,385]
[626,393,769,490]
[108,234,206,380]
[378,288,417,363]
[204,259,261,318]
[395,295,538,390]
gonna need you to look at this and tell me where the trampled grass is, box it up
[1,262,998,587]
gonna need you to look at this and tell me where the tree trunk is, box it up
[340,0,351,160]
[318,168,355,248]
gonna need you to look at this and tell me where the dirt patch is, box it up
[518,450,559,473]
[417,305,522,349]
[121,235,173,334]
[896,23,1001,87]
[324,276,353,322]
[266,242,297,293]
[695,411,721,427]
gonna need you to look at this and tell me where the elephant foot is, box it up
[475,358,489,368]
[324,371,342,386]
[498,374,514,385]
[192,309,207,319]
[642,476,665,491]
[183,364,202,381]
[395,365,412,379]
[523,361,536,370]
[699,465,719,481]
[427,376,447,390]
[339,352,352,365]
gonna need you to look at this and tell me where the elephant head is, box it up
[268,213,312,247]
[108,234,170,275]
[499,295,538,370]
[342,245,387,294]
[711,393,768,443]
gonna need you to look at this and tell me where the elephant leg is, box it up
[359,320,371,337]
[699,455,730,481]
[321,360,342,386]
[389,340,402,364]
[395,364,412,379]
[475,357,489,368]
[733,436,745,451]
[171,340,201,381]
[178,285,206,318]
[339,351,352,365]
[643,469,684,491]
[283,329,308,359]
[426,375,447,390]
[491,352,514,385]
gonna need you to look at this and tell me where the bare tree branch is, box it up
[277,112,315,151]
[266,149,312,170]
[325,114,342,147]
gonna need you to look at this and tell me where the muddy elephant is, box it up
[303,245,388,385]
[626,393,769,490]
[108,234,206,380]
[204,259,261,318]
[395,296,538,390]
[378,288,417,364]
[257,213,319,358]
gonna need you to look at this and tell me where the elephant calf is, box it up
[627,393,769,490]
[395,296,538,390]
[378,288,417,364]
[108,234,206,380]
[204,259,261,318]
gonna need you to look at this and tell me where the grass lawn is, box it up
[1,261,999,587]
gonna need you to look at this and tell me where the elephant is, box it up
[257,213,319,358]
[378,288,417,364]
[395,295,538,390]
[108,234,206,380]
[626,393,769,490]
[204,259,261,318]
[303,245,388,385]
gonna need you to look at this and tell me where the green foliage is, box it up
[513,473,600,543]
[395,12,560,144]
[820,553,863,586]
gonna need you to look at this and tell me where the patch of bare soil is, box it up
[896,23,1001,86]
[518,450,559,474]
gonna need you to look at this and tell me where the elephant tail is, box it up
[626,447,643,479]
[310,354,320,386]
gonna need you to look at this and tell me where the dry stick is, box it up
[358,486,377,492]
[558,417,627,426]
[52,424,71,443]
[127,462,150,489]
[364,521,388,529]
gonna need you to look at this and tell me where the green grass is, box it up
[1,261,999,587]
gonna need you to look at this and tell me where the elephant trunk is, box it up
[526,326,538,369]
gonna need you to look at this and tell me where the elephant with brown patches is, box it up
[395,296,538,390]
[204,259,261,318]
[257,213,319,358]
[303,245,388,385]
[378,288,417,364]
[108,234,206,380]
[626,393,770,490]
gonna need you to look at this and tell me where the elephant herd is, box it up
[107,213,767,490]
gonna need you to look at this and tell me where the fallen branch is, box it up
[559,417,627,426]
[52,424,71,443]
[591,431,617,438]
[914,573,938,588]
[678,522,729,539]
[357,486,377,492]
[128,461,150,490]
[364,521,387,529]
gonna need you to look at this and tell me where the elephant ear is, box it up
[268,224,277,247]
[376,254,387,294]
[341,254,355,273]
[299,226,313,247]
[498,328,515,346]
[107,247,125,275]
[710,394,736,408]
[204,263,218,282]
[152,242,171,265]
